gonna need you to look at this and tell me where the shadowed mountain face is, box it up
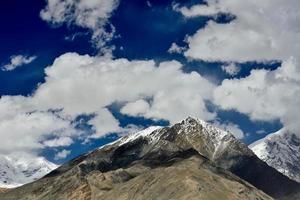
[1,117,299,200]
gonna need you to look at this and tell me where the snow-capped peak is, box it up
[112,117,232,149]
[181,117,231,147]
[0,154,58,188]
[105,117,236,161]
[179,117,237,159]
[250,129,300,183]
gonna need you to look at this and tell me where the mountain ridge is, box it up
[1,117,299,200]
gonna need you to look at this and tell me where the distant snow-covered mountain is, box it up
[0,154,58,188]
[250,129,300,183]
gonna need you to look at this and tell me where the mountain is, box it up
[250,129,300,183]
[1,117,299,200]
[0,154,58,188]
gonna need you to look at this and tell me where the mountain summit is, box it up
[1,117,299,200]
[0,154,57,188]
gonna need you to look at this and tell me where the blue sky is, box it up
[1,0,298,164]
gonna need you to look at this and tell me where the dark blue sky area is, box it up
[0,0,93,95]
[0,0,282,163]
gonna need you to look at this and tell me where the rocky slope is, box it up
[0,154,58,188]
[250,129,300,183]
[0,188,9,193]
[1,117,299,200]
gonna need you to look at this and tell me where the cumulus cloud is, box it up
[120,99,150,117]
[214,58,300,136]
[0,109,76,154]
[32,53,216,124]
[43,137,73,147]
[0,52,216,157]
[173,2,221,18]
[168,42,186,54]
[180,0,300,62]
[87,108,121,138]
[40,0,119,48]
[221,63,240,76]
[54,149,71,160]
[2,55,36,71]
[177,0,300,135]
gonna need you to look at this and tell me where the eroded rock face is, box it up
[1,117,299,200]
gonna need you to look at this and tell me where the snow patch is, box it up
[118,126,162,146]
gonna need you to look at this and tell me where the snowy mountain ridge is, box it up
[107,117,237,161]
[122,118,231,146]
[2,117,300,200]
[2,116,299,193]
[250,129,300,183]
[0,154,58,188]
[0,117,231,189]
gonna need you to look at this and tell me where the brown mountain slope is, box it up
[0,149,272,200]
[0,188,9,193]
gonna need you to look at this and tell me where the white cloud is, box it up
[226,124,244,139]
[32,53,216,124]
[120,99,150,117]
[177,0,300,135]
[0,110,76,154]
[214,121,244,139]
[0,52,216,157]
[168,42,186,54]
[2,55,36,71]
[214,58,300,136]
[173,2,221,18]
[87,108,121,138]
[40,0,119,48]
[54,149,71,160]
[181,0,300,62]
[221,63,240,76]
[43,137,73,147]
